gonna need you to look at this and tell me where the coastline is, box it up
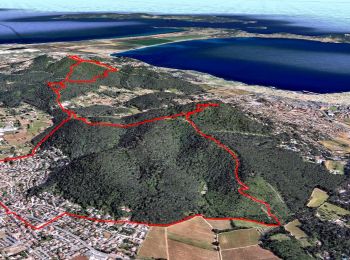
[150,65,350,105]
[1,26,350,103]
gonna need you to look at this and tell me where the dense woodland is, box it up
[2,56,348,256]
[30,101,344,224]
[299,209,350,259]
[0,55,201,111]
[261,208,350,259]
[263,236,314,260]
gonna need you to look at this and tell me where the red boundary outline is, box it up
[0,56,281,230]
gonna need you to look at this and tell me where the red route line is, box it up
[0,56,281,230]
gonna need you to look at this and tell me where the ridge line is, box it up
[0,56,281,229]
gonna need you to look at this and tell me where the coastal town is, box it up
[0,20,349,259]
[0,148,149,259]
[187,70,350,174]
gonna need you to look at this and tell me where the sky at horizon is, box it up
[1,0,349,30]
[0,0,348,16]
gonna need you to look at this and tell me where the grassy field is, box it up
[221,245,279,260]
[68,61,109,81]
[320,135,350,156]
[236,176,290,221]
[1,105,52,159]
[306,188,329,208]
[324,160,345,175]
[167,239,219,260]
[219,228,260,250]
[137,227,167,259]
[284,220,307,239]
[317,202,350,222]
[137,217,219,259]
[212,175,289,225]
[0,144,31,160]
[167,231,214,251]
[206,220,232,231]
[28,116,52,136]
[230,220,276,236]
[270,233,290,241]
[167,216,215,244]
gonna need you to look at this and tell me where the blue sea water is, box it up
[0,8,349,44]
[1,8,349,93]
[115,38,350,93]
[0,0,349,33]
[0,10,181,44]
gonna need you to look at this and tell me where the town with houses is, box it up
[0,35,350,259]
[0,148,149,259]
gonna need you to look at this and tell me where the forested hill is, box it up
[32,103,343,224]
[10,55,342,224]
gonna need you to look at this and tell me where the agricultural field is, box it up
[167,239,219,260]
[231,220,272,229]
[306,188,329,208]
[137,217,220,259]
[137,227,167,259]
[167,216,215,244]
[324,160,346,175]
[137,217,281,259]
[218,228,260,250]
[283,219,311,247]
[167,232,214,251]
[206,220,232,231]
[221,245,280,260]
[317,202,350,223]
[138,217,280,259]
[284,220,307,240]
[320,133,350,156]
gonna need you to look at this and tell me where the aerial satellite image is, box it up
[0,0,349,259]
